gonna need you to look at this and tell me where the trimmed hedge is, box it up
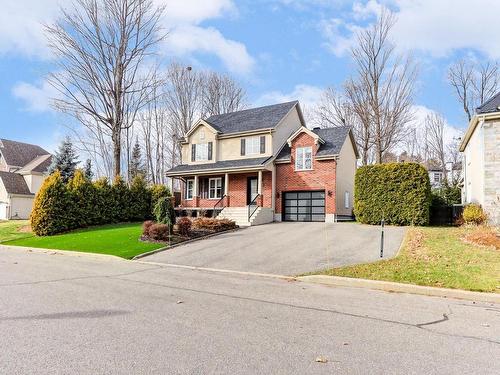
[30,172,171,236]
[354,163,431,226]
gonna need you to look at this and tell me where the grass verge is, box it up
[4,222,163,259]
[0,220,32,242]
[307,226,500,293]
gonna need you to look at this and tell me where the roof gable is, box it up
[203,101,301,135]
[0,139,50,168]
[0,171,33,195]
[276,126,356,160]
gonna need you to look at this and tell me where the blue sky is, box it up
[1,0,498,152]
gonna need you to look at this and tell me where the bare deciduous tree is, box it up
[448,59,499,122]
[46,0,165,178]
[425,112,447,179]
[349,9,418,164]
[201,71,246,117]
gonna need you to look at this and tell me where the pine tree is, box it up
[48,136,79,182]
[84,159,93,180]
[129,140,145,179]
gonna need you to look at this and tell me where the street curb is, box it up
[297,275,500,304]
[132,228,242,260]
[133,260,295,281]
[0,244,125,261]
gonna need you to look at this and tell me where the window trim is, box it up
[295,146,313,171]
[185,179,194,200]
[245,136,261,155]
[195,143,209,161]
[208,177,222,200]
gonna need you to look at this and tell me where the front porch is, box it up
[169,167,276,225]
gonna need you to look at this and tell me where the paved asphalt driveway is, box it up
[144,222,407,275]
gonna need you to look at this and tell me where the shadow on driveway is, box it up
[142,222,407,276]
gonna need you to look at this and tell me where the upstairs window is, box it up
[191,142,213,161]
[240,136,266,156]
[295,146,312,170]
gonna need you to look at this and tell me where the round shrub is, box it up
[148,223,169,241]
[30,171,73,236]
[153,197,176,226]
[176,217,192,236]
[354,162,431,226]
[142,220,154,236]
[462,204,487,225]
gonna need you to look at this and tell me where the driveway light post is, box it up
[380,218,385,258]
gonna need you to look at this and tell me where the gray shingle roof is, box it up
[0,171,33,195]
[276,126,352,160]
[204,101,299,134]
[0,139,50,168]
[167,157,271,175]
[476,91,500,114]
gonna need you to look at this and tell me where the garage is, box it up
[283,191,325,222]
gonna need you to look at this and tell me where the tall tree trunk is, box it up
[112,130,121,178]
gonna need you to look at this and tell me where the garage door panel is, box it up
[283,190,325,222]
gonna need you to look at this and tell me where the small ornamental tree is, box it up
[129,175,151,221]
[153,196,176,226]
[31,171,73,235]
[149,184,171,214]
[129,140,146,179]
[48,136,80,182]
[354,162,431,226]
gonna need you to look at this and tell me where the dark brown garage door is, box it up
[283,191,325,222]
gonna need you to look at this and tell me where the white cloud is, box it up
[256,84,324,123]
[166,25,254,75]
[12,80,57,112]
[320,0,500,59]
[1,0,253,75]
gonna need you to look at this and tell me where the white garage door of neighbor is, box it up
[0,203,8,220]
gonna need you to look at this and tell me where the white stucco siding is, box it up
[272,107,302,156]
[463,121,485,205]
[9,195,34,220]
[23,174,45,194]
[335,136,357,216]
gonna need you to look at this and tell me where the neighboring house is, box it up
[425,161,462,189]
[166,101,359,226]
[0,139,52,220]
[460,92,500,224]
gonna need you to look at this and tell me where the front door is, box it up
[247,177,258,205]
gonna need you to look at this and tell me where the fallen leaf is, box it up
[176,300,183,304]
[315,356,328,363]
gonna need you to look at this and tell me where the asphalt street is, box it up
[0,246,499,374]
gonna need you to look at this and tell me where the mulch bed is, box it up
[140,228,219,246]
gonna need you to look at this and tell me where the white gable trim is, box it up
[286,126,325,147]
[184,119,220,140]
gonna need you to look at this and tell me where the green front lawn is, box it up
[307,226,500,293]
[5,222,163,259]
[0,220,32,242]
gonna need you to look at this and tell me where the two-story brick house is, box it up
[166,101,359,226]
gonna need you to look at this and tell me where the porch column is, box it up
[193,175,199,206]
[224,173,229,196]
[257,170,263,195]
[271,165,276,212]
[168,177,174,194]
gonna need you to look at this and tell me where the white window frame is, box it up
[344,191,350,209]
[245,137,261,155]
[433,172,441,183]
[186,179,194,200]
[208,177,222,199]
[295,146,313,171]
[195,143,209,161]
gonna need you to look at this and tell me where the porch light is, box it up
[327,190,333,197]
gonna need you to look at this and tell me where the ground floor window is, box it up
[209,177,222,199]
[186,179,194,200]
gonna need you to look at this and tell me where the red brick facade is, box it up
[275,132,336,215]
[178,132,336,217]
